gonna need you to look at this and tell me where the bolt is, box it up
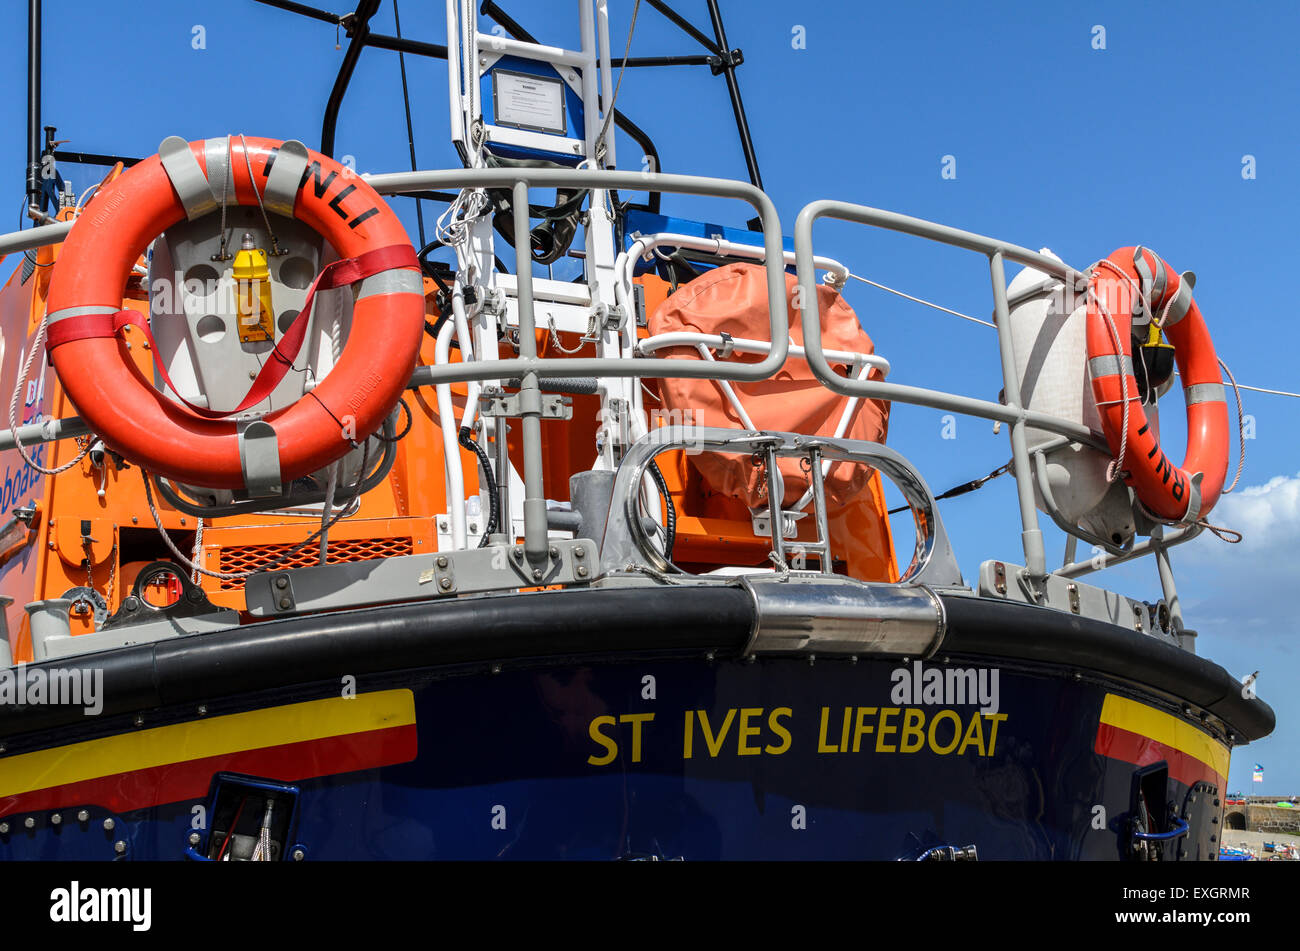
[436,556,448,569]
[469,522,478,533]
[576,566,588,578]
[77,810,89,823]
[513,547,523,560]
[131,516,138,524]
[292,848,305,861]
[189,832,201,846]
[249,369,257,379]
[103,818,115,831]
[574,547,585,559]
[532,569,542,581]
[197,705,207,717]
[440,578,453,590]
[490,663,502,675]
[114,840,126,854]
[479,56,487,66]
[549,546,558,559]
[704,651,715,663]
[24,817,35,829]
[133,714,143,727]
[0,822,7,835]
[279,597,292,610]
[180,517,186,526]
[50,812,61,825]
[275,576,288,590]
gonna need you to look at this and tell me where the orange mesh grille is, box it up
[216,536,413,589]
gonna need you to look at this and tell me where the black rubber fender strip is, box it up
[938,593,1276,743]
[0,586,756,737]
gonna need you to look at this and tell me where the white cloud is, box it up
[1176,471,1300,640]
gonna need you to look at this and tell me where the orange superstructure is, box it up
[0,166,898,663]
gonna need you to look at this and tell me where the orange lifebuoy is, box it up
[44,136,423,491]
[1085,246,1229,522]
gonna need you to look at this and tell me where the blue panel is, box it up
[623,209,794,276]
[481,55,586,165]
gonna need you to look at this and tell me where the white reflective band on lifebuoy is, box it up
[355,268,424,301]
[263,140,310,218]
[47,305,119,325]
[1088,354,1135,378]
[1184,382,1226,405]
[1161,278,1195,327]
[159,136,218,221]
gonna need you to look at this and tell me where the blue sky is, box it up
[1,1,1295,792]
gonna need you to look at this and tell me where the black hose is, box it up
[647,459,676,563]
[458,426,500,548]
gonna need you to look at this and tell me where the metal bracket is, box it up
[478,390,572,420]
[238,420,283,498]
[159,135,218,221]
[263,139,310,218]
[244,538,600,617]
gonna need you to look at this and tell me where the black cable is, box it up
[458,426,499,548]
[373,397,413,442]
[647,459,676,563]
[887,462,1011,515]
[392,0,425,248]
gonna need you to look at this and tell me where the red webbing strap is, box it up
[46,243,418,420]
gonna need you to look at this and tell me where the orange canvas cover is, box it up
[649,262,890,509]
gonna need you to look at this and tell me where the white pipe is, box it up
[446,0,465,149]
[695,344,757,430]
[638,332,890,378]
[434,317,468,550]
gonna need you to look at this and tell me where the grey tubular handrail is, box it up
[0,219,73,257]
[370,167,789,385]
[793,200,1106,582]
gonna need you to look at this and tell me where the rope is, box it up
[845,273,994,328]
[141,440,370,582]
[1089,259,1134,483]
[239,134,282,256]
[1219,357,1246,494]
[595,0,642,163]
[7,311,90,475]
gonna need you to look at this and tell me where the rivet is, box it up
[133,714,143,727]
[436,556,449,568]
[275,576,289,590]
[50,812,61,825]
[704,651,715,662]
[440,578,453,590]
[114,840,126,854]
[180,517,186,526]
[469,523,478,533]
[77,810,89,823]
[24,817,35,829]
[0,822,7,835]
[279,597,292,610]
[197,705,207,717]
[490,663,502,675]
[249,369,257,379]
[131,516,138,524]
[292,848,305,861]
[103,818,115,831]
[189,831,201,846]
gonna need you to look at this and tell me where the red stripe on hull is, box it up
[0,722,417,816]
[1095,722,1224,789]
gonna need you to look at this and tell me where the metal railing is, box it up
[791,200,1196,622]
[0,167,1197,625]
